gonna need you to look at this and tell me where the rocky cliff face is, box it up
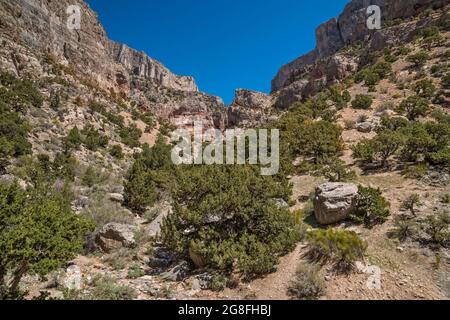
[0,0,224,124]
[108,42,198,93]
[0,0,198,93]
[271,0,448,107]
[227,89,275,127]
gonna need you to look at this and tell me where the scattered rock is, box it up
[161,261,192,282]
[59,265,82,290]
[0,174,28,189]
[148,246,176,269]
[357,122,375,133]
[93,223,137,253]
[420,170,449,188]
[314,182,358,225]
[73,196,90,209]
[191,278,202,291]
[272,198,289,209]
[108,193,124,203]
[195,273,214,290]
[148,207,170,238]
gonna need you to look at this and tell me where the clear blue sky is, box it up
[86,0,349,104]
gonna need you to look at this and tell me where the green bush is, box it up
[402,163,429,179]
[351,186,390,227]
[81,124,109,151]
[127,263,145,279]
[88,101,107,115]
[288,263,326,300]
[351,95,373,109]
[354,62,392,87]
[421,27,444,49]
[293,120,344,165]
[380,115,409,131]
[109,145,124,160]
[119,124,142,148]
[375,130,404,166]
[64,126,82,151]
[412,79,436,98]
[352,130,404,167]
[424,121,450,166]
[406,52,430,67]
[401,123,434,162]
[81,166,108,187]
[52,152,77,182]
[0,72,43,112]
[0,183,94,298]
[442,73,450,89]
[423,213,450,248]
[16,152,77,184]
[124,135,174,213]
[396,95,429,121]
[105,112,124,127]
[85,276,137,300]
[401,194,421,217]
[307,229,367,270]
[352,138,379,164]
[161,164,302,278]
[320,158,356,182]
[0,103,32,162]
[391,217,418,242]
[421,27,440,39]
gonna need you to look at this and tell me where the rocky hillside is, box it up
[228,0,449,128]
[0,0,225,123]
[272,0,448,98]
[0,0,448,301]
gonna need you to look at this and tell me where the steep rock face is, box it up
[0,0,198,93]
[0,0,225,127]
[108,42,198,92]
[271,0,447,104]
[273,53,358,109]
[227,89,274,127]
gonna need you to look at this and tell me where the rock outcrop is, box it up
[314,183,359,225]
[227,89,274,127]
[0,0,198,94]
[0,0,225,127]
[108,42,198,92]
[93,223,137,253]
[271,0,448,107]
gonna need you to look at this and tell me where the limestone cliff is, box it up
[271,0,448,107]
[0,0,224,124]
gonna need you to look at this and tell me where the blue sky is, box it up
[86,0,349,104]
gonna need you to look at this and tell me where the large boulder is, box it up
[108,193,124,203]
[94,223,137,253]
[357,122,375,133]
[313,183,358,225]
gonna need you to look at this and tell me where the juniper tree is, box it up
[161,164,302,277]
[0,183,94,298]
